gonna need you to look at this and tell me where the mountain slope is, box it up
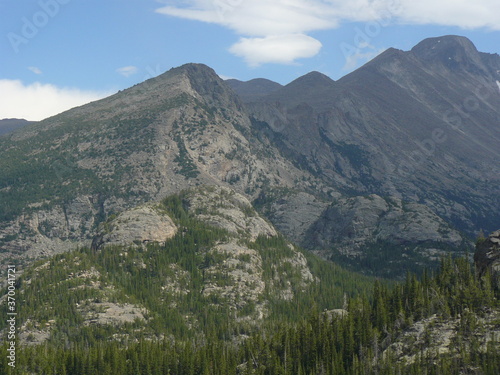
[225,78,282,102]
[243,35,500,258]
[0,186,376,346]
[2,229,499,374]
[0,64,314,267]
[0,118,32,136]
[0,36,498,278]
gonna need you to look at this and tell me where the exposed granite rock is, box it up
[80,302,146,326]
[183,185,277,241]
[306,194,467,255]
[92,204,177,250]
[474,229,500,280]
[257,190,331,245]
[385,309,500,366]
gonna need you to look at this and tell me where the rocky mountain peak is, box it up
[410,35,487,74]
[164,63,242,108]
[169,63,222,88]
[260,70,336,108]
[284,71,335,91]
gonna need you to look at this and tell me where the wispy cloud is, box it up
[156,0,336,65]
[399,0,500,29]
[116,66,138,77]
[156,0,500,66]
[0,80,110,121]
[230,34,322,67]
[28,66,43,75]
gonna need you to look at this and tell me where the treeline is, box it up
[0,193,377,347]
[0,192,498,373]
[1,255,499,374]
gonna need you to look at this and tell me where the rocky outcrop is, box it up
[385,310,500,366]
[474,229,500,279]
[306,194,467,254]
[0,186,320,345]
[92,204,177,250]
[182,185,277,241]
[256,190,331,246]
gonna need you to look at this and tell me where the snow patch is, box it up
[497,81,500,93]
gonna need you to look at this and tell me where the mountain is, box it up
[0,36,499,278]
[242,35,500,272]
[0,63,312,268]
[0,186,376,346]
[1,36,500,372]
[0,118,32,136]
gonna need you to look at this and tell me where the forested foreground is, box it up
[1,256,499,374]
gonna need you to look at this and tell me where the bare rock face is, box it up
[182,185,277,241]
[385,310,500,366]
[306,194,466,254]
[92,204,177,250]
[474,229,500,280]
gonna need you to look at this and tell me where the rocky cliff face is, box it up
[304,195,467,275]
[92,204,178,250]
[384,309,500,367]
[2,185,319,344]
[474,230,500,285]
[255,189,469,276]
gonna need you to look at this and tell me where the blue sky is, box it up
[1,0,500,121]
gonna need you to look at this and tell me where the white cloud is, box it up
[399,0,500,30]
[116,66,138,77]
[28,66,42,75]
[156,1,337,36]
[0,80,110,121]
[230,34,323,66]
[156,0,500,66]
[156,0,336,65]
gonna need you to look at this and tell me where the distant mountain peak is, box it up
[169,62,219,78]
[0,118,32,136]
[285,71,335,89]
[153,62,243,108]
[412,35,478,55]
[410,35,487,74]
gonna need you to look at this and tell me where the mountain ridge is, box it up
[0,35,498,278]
